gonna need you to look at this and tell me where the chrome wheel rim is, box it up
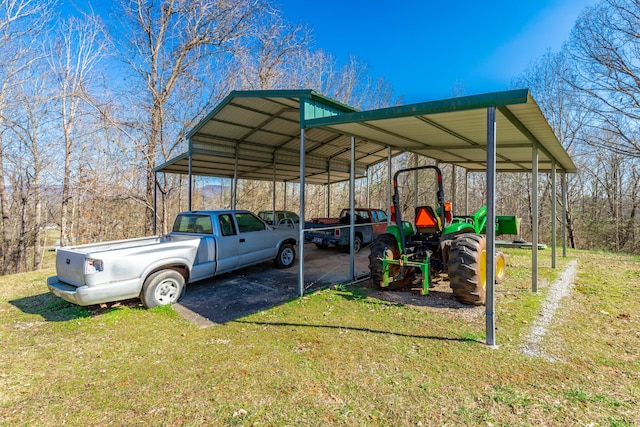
[155,278,179,304]
[281,247,294,265]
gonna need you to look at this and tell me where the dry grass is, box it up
[0,248,638,426]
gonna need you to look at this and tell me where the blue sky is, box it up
[276,0,599,103]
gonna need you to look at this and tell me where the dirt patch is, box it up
[363,273,485,321]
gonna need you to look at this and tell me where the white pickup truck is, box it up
[47,210,297,308]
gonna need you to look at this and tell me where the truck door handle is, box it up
[240,238,245,243]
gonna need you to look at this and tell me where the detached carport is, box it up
[155,88,576,346]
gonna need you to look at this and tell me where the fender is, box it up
[442,221,476,235]
[139,256,194,288]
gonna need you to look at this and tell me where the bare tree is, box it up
[515,50,591,247]
[290,49,397,110]
[230,6,310,90]
[113,0,265,235]
[0,0,54,272]
[6,62,55,271]
[566,0,640,157]
[48,12,106,246]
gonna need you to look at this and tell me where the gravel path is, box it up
[520,259,578,360]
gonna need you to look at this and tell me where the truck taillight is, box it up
[85,258,103,274]
[335,229,340,238]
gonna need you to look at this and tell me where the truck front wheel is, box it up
[141,270,185,308]
[275,243,296,269]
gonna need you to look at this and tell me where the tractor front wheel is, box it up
[447,233,487,305]
[368,233,400,289]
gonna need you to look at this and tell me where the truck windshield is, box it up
[172,214,213,234]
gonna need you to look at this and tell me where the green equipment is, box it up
[368,165,520,305]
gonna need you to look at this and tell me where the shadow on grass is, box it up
[234,319,480,343]
[9,292,92,321]
[9,293,143,322]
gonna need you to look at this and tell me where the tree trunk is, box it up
[17,187,27,273]
[60,118,72,247]
[33,163,42,270]
[145,104,162,236]
[566,209,576,249]
[0,136,9,274]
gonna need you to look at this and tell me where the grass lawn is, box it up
[0,248,638,426]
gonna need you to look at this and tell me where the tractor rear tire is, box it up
[447,233,487,305]
[368,233,400,289]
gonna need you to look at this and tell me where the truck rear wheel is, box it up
[353,234,363,253]
[368,234,400,288]
[447,233,487,305]
[141,269,185,308]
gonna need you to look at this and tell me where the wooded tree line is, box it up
[0,0,638,275]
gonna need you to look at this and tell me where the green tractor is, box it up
[368,165,520,305]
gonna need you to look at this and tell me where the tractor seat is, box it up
[415,206,442,234]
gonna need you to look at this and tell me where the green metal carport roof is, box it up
[156,88,576,182]
[302,88,576,173]
[155,89,405,184]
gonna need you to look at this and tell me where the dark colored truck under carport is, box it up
[304,208,388,253]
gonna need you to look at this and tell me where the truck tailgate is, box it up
[55,249,88,287]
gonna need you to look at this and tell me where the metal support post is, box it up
[486,107,497,347]
[452,165,457,213]
[349,136,356,280]
[232,146,239,210]
[551,161,557,269]
[387,147,392,224]
[272,161,277,220]
[284,182,287,210]
[153,172,158,235]
[414,154,418,209]
[532,144,539,292]
[327,162,331,217]
[298,129,306,297]
[188,153,193,211]
[465,170,469,215]
[562,173,568,257]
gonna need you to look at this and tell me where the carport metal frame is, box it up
[155,89,577,347]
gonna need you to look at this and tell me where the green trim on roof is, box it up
[299,97,355,126]
[304,89,530,128]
